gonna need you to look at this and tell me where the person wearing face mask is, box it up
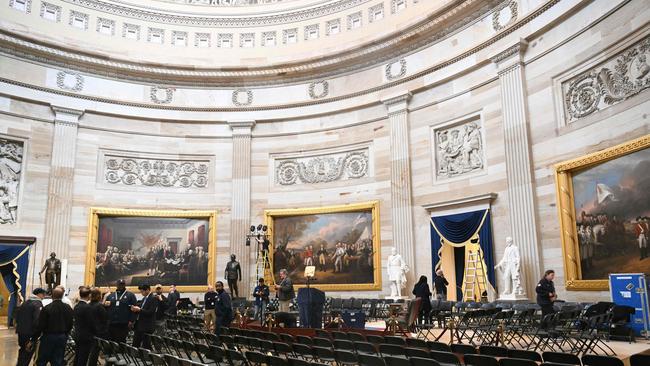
[104,279,137,343]
[214,281,233,334]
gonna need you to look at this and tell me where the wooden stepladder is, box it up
[254,247,275,292]
[462,249,489,302]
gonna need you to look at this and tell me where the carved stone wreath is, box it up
[308,81,329,99]
[232,89,253,106]
[150,86,175,104]
[563,35,650,123]
[492,0,518,32]
[104,157,209,188]
[275,149,369,185]
[56,71,84,92]
[385,59,407,81]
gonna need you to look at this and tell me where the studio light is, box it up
[250,225,256,232]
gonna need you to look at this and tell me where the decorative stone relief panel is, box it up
[0,137,23,224]
[433,115,485,180]
[217,33,233,47]
[308,80,329,99]
[122,23,140,40]
[274,147,369,186]
[150,86,175,104]
[102,153,210,189]
[562,34,650,124]
[232,89,253,106]
[347,11,362,30]
[368,3,384,23]
[96,17,116,35]
[282,28,298,44]
[326,19,341,36]
[239,32,255,47]
[69,10,89,30]
[385,59,407,81]
[304,24,319,40]
[56,70,84,92]
[261,31,277,46]
[492,0,518,31]
[9,0,32,13]
[40,1,61,22]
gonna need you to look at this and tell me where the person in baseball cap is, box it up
[104,279,137,343]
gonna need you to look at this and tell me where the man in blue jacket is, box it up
[104,279,137,343]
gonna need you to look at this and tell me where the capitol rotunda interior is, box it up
[0,0,649,364]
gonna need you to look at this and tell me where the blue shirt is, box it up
[253,285,270,306]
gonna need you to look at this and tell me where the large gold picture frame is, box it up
[555,135,650,291]
[85,208,217,293]
[265,201,381,291]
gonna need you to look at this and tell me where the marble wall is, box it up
[0,0,648,302]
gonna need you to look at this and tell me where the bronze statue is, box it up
[39,252,62,294]
[225,254,242,298]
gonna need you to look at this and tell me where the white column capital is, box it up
[50,105,84,126]
[490,40,528,71]
[228,120,256,136]
[381,92,412,116]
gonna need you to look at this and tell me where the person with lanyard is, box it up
[252,277,270,322]
[104,279,137,343]
[203,285,217,331]
[15,288,46,366]
[131,284,158,349]
[35,287,74,366]
[536,269,557,325]
[214,281,233,334]
[73,286,95,366]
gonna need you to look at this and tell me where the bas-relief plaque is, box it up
[0,138,23,224]
[562,34,650,124]
[433,118,485,180]
[274,148,369,186]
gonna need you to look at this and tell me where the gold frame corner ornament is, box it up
[554,135,650,291]
[84,207,217,293]
[264,201,382,292]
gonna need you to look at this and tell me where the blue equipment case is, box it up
[609,273,650,338]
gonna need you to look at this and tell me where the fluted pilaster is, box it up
[43,106,83,267]
[228,120,255,298]
[382,92,416,290]
[491,41,540,297]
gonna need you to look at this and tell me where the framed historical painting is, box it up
[555,135,650,291]
[85,208,216,292]
[265,201,381,291]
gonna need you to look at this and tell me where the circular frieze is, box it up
[385,59,407,81]
[232,89,254,106]
[308,80,329,99]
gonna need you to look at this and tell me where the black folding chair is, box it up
[499,358,539,366]
[411,357,442,366]
[429,351,462,366]
[630,353,650,366]
[582,354,624,366]
[464,354,499,366]
[479,345,508,357]
[386,356,412,366]
[334,349,359,366]
[542,351,581,365]
[359,353,387,366]
[507,349,542,362]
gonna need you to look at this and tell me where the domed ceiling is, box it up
[0,0,503,85]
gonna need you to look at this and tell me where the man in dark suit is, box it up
[214,281,233,335]
[166,284,180,316]
[131,284,158,349]
[73,286,94,366]
[35,287,74,366]
[15,288,46,366]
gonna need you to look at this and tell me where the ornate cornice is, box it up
[51,105,84,124]
[228,120,256,136]
[0,0,507,86]
[62,0,370,27]
[490,39,528,64]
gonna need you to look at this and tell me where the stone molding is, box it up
[273,146,370,186]
[561,34,650,124]
[382,92,412,116]
[0,0,508,86]
[422,193,498,212]
[61,0,370,27]
[490,40,528,65]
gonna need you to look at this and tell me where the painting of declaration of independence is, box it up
[268,202,380,291]
[572,147,650,280]
[88,210,215,290]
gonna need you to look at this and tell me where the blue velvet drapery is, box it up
[430,209,495,300]
[0,243,31,326]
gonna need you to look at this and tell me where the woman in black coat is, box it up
[412,275,432,324]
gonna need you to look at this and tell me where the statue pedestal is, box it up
[385,296,409,301]
[497,293,528,301]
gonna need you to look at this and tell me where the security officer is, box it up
[104,279,137,343]
[536,269,557,321]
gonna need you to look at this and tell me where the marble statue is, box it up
[436,121,484,178]
[494,237,525,298]
[0,139,22,224]
[387,247,408,297]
